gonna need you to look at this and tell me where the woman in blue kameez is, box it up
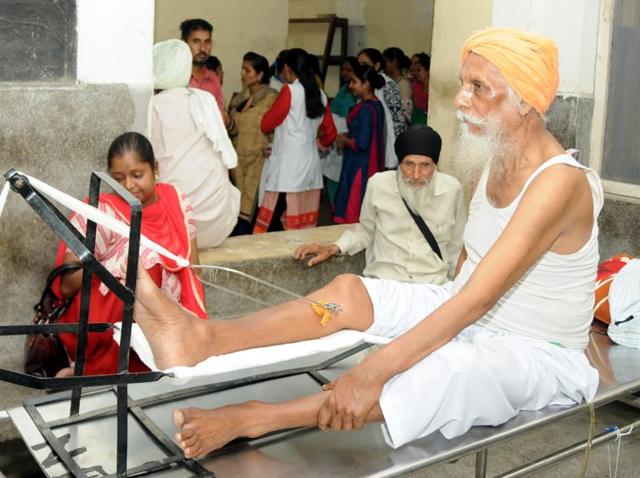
[322,57,359,208]
[334,64,386,224]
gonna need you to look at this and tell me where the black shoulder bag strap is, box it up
[401,197,443,261]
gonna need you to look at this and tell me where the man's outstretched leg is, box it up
[133,266,375,369]
[172,391,384,458]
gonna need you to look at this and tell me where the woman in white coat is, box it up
[254,48,337,233]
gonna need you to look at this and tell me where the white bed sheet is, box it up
[113,323,391,379]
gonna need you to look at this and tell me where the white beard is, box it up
[451,110,512,188]
[397,169,435,214]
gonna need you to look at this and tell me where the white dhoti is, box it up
[359,277,599,448]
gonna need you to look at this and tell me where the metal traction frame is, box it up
[0,170,371,477]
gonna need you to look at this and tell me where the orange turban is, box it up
[461,27,559,114]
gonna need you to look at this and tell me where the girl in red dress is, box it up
[54,132,206,376]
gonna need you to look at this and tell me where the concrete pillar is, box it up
[427,0,493,178]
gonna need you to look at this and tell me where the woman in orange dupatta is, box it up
[53,132,206,376]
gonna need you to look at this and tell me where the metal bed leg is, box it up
[116,385,128,477]
[475,449,488,478]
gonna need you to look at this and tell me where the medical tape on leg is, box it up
[311,301,334,327]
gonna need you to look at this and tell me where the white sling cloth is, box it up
[0,182,10,218]
[3,173,190,267]
[113,323,391,379]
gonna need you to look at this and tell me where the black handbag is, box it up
[24,262,82,377]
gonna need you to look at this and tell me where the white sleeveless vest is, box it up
[453,155,604,349]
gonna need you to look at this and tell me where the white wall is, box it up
[155,0,289,106]
[336,0,365,25]
[76,0,155,132]
[428,0,494,178]
[76,0,155,85]
[492,0,601,95]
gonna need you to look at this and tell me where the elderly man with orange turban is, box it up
[130,28,603,456]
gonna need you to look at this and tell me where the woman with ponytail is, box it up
[333,64,386,224]
[255,48,337,232]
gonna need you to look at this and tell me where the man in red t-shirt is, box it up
[180,18,227,121]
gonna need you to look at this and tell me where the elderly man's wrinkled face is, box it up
[452,53,524,182]
[454,53,520,136]
[400,154,436,187]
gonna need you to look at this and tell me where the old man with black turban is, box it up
[294,125,465,285]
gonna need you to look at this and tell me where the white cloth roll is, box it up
[24,173,189,267]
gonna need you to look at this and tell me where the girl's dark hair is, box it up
[205,55,221,72]
[271,49,287,77]
[243,51,271,85]
[281,48,324,119]
[352,63,385,90]
[107,132,155,169]
[357,48,385,71]
[307,54,322,79]
[383,47,411,71]
[340,56,359,85]
[342,56,359,71]
[414,52,431,71]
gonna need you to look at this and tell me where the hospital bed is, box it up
[1,170,639,477]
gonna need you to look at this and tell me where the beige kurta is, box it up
[334,170,466,284]
[151,88,240,248]
[228,85,278,221]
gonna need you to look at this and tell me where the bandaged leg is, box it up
[133,266,375,369]
[379,326,599,448]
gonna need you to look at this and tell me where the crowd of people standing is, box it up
[155,18,434,238]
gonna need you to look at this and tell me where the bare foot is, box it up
[133,266,214,369]
[173,404,264,458]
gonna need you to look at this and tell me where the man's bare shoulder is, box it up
[519,160,595,233]
[528,161,590,199]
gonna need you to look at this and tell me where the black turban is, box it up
[394,125,442,164]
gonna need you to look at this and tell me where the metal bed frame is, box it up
[7,331,640,478]
[1,169,640,477]
[0,169,195,476]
